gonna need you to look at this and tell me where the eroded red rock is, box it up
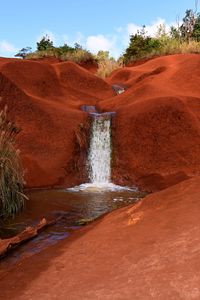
[0,177,200,299]
[1,54,200,191]
[102,54,200,191]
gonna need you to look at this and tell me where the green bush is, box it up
[37,35,54,51]
[26,42,95,64]
[123,9,200,64]
[123,27,161,64]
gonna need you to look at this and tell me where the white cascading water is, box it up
[88,115,111,184]
[68,109,136,192]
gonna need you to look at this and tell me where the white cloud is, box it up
[74,32,84,45]
[127,23,142,36]
[0,41,17,53]
[127,18,175,37]
[146,18,167,36]
[85,34,121,58]
[86,34,114,53]
[62,34,69,44]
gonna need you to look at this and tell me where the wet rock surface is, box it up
[0,177,200,299]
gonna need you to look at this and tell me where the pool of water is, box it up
[0,188,146,273]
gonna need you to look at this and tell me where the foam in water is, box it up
[67,110,137,192]
[67,182,137,192]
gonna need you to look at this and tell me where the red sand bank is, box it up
[102,54,200,191]
[0,177,200,299]
[1,54,200,191]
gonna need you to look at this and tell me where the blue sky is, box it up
[0,0,198,58]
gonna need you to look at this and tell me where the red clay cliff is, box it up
[1,54,200,191]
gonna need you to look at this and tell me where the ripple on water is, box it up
[0,187,146,273]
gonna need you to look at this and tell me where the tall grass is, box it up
[97,59,123,79]
[0,106,27,219]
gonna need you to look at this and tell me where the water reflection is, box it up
[0,188,146,273]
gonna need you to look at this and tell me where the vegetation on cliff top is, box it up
[16,36,95,64]
[123,8,200,64]
[15,6,200,74]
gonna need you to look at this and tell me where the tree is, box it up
[37,35,54,51]
[74,43,82,50]
[123,26,161,63]
[15,47,32,59]
[156,23,170,45]
[170,26,181,40]
[156,23,167,38]
[59,43,75,53]
[192,13,200,41]
[180,9,196,42]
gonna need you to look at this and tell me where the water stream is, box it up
[0,189,145,274]
[70,107,136,192]
[0,105,143,273]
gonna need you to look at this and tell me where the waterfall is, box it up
[67,107,137,192]
[88,114,111,184]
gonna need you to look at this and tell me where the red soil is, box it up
[101,54,200,191]
[0,57,114,188]
[1,54,200,190]
[0,176,200,299]
[27,57,98,73]
[1,55,200,299]
[79,60,98,74]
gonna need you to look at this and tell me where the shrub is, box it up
[96,50,110,61]
[95,50,123,79]
[26,48,61,60]
[26,43,95,64]
[15,47,32,59]
[180,40,200,53]
[123,27,161,64]
[97,59,123,79]
[0,106,27,219]
[60,48,94,63]
[37,35,54,51]
[123,8,200,64]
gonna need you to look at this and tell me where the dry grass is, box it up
[0,106,27,219]
[26,49,60,59]
[26,48,95,63]
[180,40,200,53]
[97,59,123,79]
[60,49,94,63]
[155,40,200,56]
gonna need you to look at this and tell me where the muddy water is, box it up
[0,189,146,274]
